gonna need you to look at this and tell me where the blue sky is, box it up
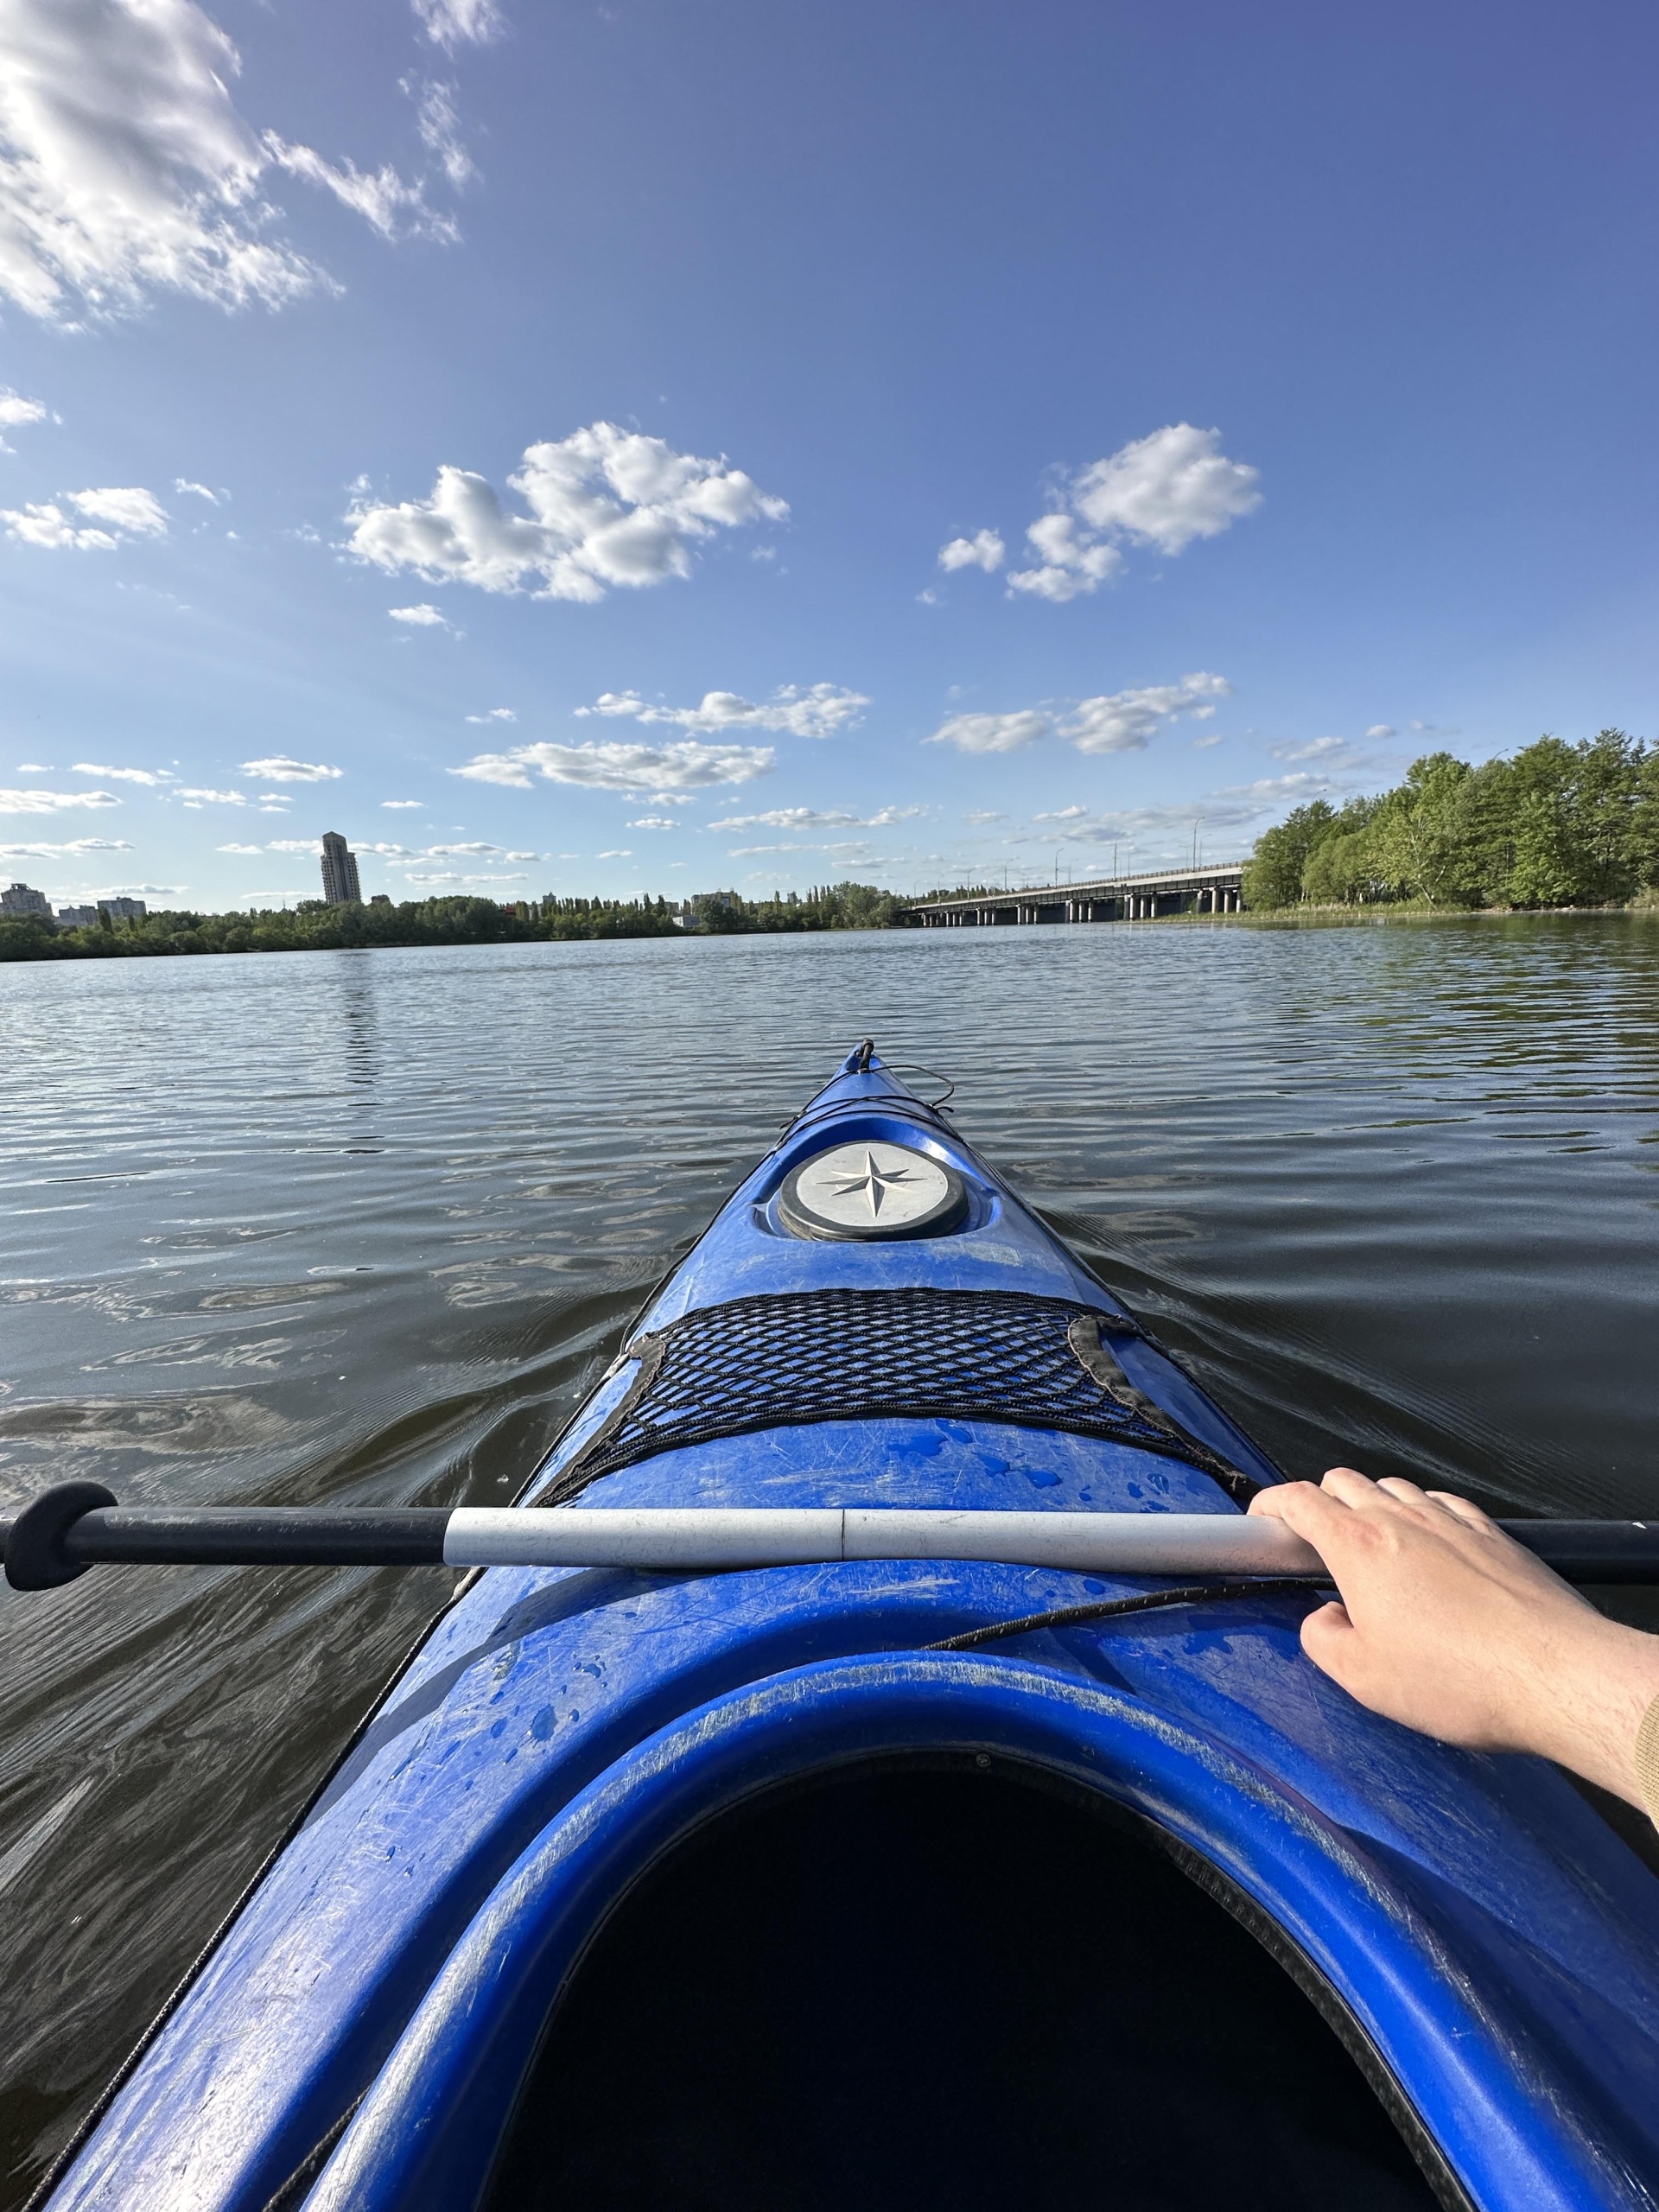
[2,0,1657,910]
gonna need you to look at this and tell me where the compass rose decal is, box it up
[824,1150,925,1220]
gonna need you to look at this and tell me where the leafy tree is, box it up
[1241,801,1336,907]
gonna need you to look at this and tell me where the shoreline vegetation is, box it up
[4,736,1656,965]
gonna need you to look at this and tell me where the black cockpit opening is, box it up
[484,1757,1452,2212]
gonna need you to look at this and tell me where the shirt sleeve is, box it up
[1638,1691,1659,1830]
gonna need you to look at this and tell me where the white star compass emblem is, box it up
[779,1140,968,1240]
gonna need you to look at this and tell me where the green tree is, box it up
[1241,801,1336,907]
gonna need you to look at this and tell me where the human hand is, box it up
[1249,1469,1659,1809]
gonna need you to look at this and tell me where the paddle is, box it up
[4,1484,1658,1591]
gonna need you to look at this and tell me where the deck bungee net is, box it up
[537,1284,1255,1506]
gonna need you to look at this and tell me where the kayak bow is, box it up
[27,1044,1659,2212]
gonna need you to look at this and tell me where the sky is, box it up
[2,0,1658,912]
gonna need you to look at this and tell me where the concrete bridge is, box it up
[906,860,1245,927]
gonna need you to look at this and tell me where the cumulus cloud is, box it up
[1,484,168,549]
[1365,723,1396,739]
[0,785,118,812]
[1070,424,1262,555]
[0,388,46,426]
[466,706,515,722]
[1007,514,1123,602]
[346,423,788,603]
[0,0,451,324]
[579,682,866,740]
[1060,674,1231,754]
[925,709,1052,754]
[174,478,220,503]
[938,529,1004,573]
[72,761,174,784]
[972,424,1262,601]
[388,602,453,628]
[382,798,424,809]
[216,841,262,854]
[178,785,245,805]
[241,755,342,782]
[411,0,504,51]
[627,816,680,830]
[0,835,130,857]
[454,739,775,793]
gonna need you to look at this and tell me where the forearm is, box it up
[1507,1617,1659,1811]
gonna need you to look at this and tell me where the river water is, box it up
[2,916,1656,2202]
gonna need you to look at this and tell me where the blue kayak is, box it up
[41,1047,1659,2211]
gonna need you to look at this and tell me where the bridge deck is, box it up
[906,861,1244,925]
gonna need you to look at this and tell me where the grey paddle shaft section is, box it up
[440,1509,1328,1575]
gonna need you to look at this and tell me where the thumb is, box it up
[1299,1599,1361,1688]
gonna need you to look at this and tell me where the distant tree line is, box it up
[0,882,912,963]
[1242,733,1659,911]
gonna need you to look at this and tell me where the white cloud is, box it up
[388,603,454,632]
[0,835,130,856]
[627,816,680,830]
[1007,513,1124,601]
[409,79,474,190]
[0,388,46,426]
[1,484,166,549]
[1015,772,1339,849]
[925,709,1051,754]
[1365,723,1396,739]
[411,0,504,51]
[580,682,866,739]
[453,739,774,793]
[938,528,1004,573]
[0,785,118,813]
[240,755,342,782]
[466,706,515,722]
[216,841,262,854]
[263,137,453,246]
[963,809,1004,823]
[346,423,787,603]
[382,798,424,809]
[1269,734,1351,764]
[264,837,318,853]
[1060,674,1231,754]
[0,0,453,327]
[178,786,245,805]
[707,804,925,831]
[993,424,1260,601]
[174,478,220,503]
[1070,423,1262,555]
[0,503,111,550]
[923,676,1230,760]
[71,761,173,784]
[596,849,632,859]
[0,0,321,321]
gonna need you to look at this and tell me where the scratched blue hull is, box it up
[43,1052,1659,2210]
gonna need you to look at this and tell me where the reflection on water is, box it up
[1,917,1657,2200]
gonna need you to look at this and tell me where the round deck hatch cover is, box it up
[779,1141,968,1241]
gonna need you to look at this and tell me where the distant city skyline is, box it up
[3,1,1656,911]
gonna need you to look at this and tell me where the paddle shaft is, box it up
[4,1490,1659,1588]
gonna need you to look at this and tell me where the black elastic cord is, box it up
[931,1577,1334,1651]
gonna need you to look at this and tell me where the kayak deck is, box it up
[40,1050,1659,2212]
